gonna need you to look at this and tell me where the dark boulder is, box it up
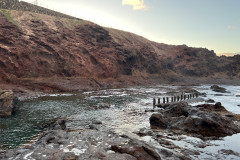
[48,119,66,130]
[149,113,168,129]
[163,102,189,117]
[206,99,215,103]
[195,102,227,112]
[150,102,240,137]
[181,112,239,137]
[210,85,227,93]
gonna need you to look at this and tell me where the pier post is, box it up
[163,97,165,104]
[196,93,199,98]
[190,94,192,99]
[181,95,183,100]
[177,96,180,101]
[167,97,169,103]
[171,97,174,102]
[158,98,160,104]
[153,98,156,108]
[184,95,186,100]
[174,96,176,102]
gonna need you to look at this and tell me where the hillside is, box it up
[0,0,77,19]
[0,4,239,91]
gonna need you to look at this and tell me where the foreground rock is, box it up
[0,89,18,117]
[1,116,190,160]
[210,85,228,93]
[150,102,240,138]
[111,145,161,160]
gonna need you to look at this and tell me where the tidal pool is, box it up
[0,84,240,159]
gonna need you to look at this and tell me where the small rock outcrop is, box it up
[206,99,215,103]
[210,85,227,93]
[150,102,240,137]
[0,89,18,117]
[111,145,161,160]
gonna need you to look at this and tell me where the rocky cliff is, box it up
[0,6,239,91]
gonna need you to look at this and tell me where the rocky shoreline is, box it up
[0,107,191,160]
[1,86,240,160]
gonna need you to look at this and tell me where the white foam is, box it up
[23,152,34,160]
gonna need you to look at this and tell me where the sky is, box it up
[21,0,240,55]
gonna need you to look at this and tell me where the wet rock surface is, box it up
[210,85,228,93]
[0,116,188,160]
[1,85,240,160]
[0,89,18,117]
[205,99,215,103]
[150,102,240,137]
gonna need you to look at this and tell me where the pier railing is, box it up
[153,93,198,108]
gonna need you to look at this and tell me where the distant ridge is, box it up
[0,0,79,19]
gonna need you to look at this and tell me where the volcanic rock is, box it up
[206,99,215,103]
[111,145,161,160]
[48,119,66,130]
[210,85,227,93]
[0,89,18,117]
[150,102,240,137]
[195,102,227,112]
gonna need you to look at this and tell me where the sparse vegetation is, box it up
[0,9,19,27]
[0,0,79,20]
[63,18,92,30]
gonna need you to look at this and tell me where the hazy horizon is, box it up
[21,0,240,55]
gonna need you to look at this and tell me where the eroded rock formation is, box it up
[0,89,18,117]
[150,102,240,137]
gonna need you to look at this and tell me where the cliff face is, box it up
[0,9,239,90]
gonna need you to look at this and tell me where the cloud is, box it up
[122,0,148,10]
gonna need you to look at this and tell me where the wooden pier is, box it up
[153,93,199,108]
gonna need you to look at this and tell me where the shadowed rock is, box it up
[150,102,240,137]
[206,99,215,103]
[111,145,161,160]
[60,152,78,160]
[210,85,228,93]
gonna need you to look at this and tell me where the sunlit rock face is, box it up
[0,89,18,117]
